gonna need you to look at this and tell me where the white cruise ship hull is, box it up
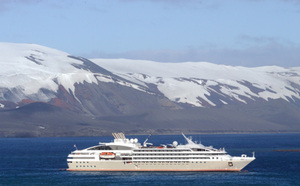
[67,158,254,172]
[67,133,255,172]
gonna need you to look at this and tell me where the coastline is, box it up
[1,130,300,138]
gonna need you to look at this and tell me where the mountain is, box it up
[0,42,300,137]
[91,58,300,108]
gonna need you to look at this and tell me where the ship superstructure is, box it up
[67,133,255,171]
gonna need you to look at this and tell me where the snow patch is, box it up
[157,78,216,107]
[96,74,149,93]
[57,71,98,94]
[96,74,115,83]
[220,100,228,104]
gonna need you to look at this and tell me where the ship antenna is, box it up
[182,133,195,145]
[143,134,152,147]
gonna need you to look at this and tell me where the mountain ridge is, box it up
[91,58,300,107]
[0,42,299,137]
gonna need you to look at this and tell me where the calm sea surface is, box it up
[0,133,299,185]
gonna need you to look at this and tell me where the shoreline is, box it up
[1,131,300,138]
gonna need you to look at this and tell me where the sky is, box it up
[1,0,300,67]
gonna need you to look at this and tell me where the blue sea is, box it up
[1,133,299,185]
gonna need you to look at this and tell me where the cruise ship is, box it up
[67,133,255,171]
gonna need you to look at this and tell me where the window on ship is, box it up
[87,146,112,150]
[109,145,134,150]
[191,148,207,151]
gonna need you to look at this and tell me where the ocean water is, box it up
[0,133,299,185]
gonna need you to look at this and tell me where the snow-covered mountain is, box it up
[92,58,300,107]
[0,42,152,113]
[1,42,300,137]
[2,42,299,110]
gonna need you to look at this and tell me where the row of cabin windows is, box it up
[88,146,133,151]
[75,161,89,163]
[133,157,211,160]
[72,161,208,164]
[134,161,207,164]
[74,162,209,167]
[133,153,225,156]
[88,146,112,150]
[76,165,96,168]
[69,157,95,159]
[134,150,190,152]
[194,149,208,151]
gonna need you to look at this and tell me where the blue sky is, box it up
[1,0,300,67]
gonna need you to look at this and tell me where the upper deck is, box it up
[72,132,228,155]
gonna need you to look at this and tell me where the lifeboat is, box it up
[100,152,116,159]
